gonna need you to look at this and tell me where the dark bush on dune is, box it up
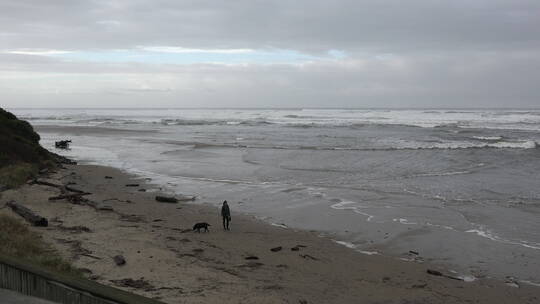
[0,108,56,188]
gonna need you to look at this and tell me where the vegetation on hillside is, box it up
[0,108,55,188]
[0,214,81,276]
[0,108,79,275]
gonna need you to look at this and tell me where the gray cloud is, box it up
[1,0,539,107]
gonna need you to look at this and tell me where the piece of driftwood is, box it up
[110,278,155,291]
[270,246,282,252]
[299,254,318,260]
[426,269,463,281]
[177,194,196,201]
[57,225,92,233]
[155,196,178,203]
[6,201,48,227]
[32,179,64,188]
[49,193,91,201]
[65,185,87,194]
[125,184,140,187]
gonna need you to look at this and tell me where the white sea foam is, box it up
[520,280,540,287]
[358,250,379,255]
[466,228,540,250]
[330,201,375,222]
[392,218,417,225]
[458,275,477,282]
[473,136,503,141]
[271,223,288,229]
[12,108,540,131]
[333,240,357,249]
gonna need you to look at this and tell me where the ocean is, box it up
[10,108,540,285]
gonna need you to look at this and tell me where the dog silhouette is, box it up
[193,222,211,233]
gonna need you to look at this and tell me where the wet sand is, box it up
[1,164,538,304]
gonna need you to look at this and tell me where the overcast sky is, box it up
[1,0,539,108]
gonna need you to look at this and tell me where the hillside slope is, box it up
[0,108,57,188]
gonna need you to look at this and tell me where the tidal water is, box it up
[11,108,540,285]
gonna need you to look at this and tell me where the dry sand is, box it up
[1,164,538,304]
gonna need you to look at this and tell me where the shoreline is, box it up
[1,164,539,303]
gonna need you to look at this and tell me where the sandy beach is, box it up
[1,164,539,304]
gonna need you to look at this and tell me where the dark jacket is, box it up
[221,204,231,218]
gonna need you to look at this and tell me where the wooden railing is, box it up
[0,254,166,304]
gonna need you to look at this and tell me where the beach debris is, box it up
[155,195,179,203]
[178,194,196,201]
[426,269,463,281]
[118,213,145,222]
[245,256,259,260]
[99,205,114,211]
[78,268,93,275]
[38,168,49,175]
[237,262,264,268]
[192,248,204,254]
[291,246,301,251]
[412,283,428,288]
[138,189,146,192]
[55,140,72,149]
[57,224,92,233]
[6,201,48,227]
[105,176,113,179]
[382,276,391,283]
[270,246,283,252]
[64,185,87,194]
[0,184,7,192]
[50,217,63,223]
[409,250,419,255]
[505,276,520,288]
[299,254,319,261]
[125,183,140,187]
[113,255,126,266]
[111,278,155,291]
[48,193,91,202]
[276,264,288,268]
[81,253,102,260]
[31,179,64,188]
[299,300,308,304]
[102,198,133,204]
[258,285,283,290]
[426,269,443,276]
[55,238,96,259]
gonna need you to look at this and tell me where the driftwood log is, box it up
[48,193,91,201]
[32,179,63,188]
[177,194,196,201]
[426,269,463,281]
[6,201,48,227]
[155,195,195,203]
[155,196,178,203]
[64,185,87,194]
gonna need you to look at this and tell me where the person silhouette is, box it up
[221,200,231,230]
